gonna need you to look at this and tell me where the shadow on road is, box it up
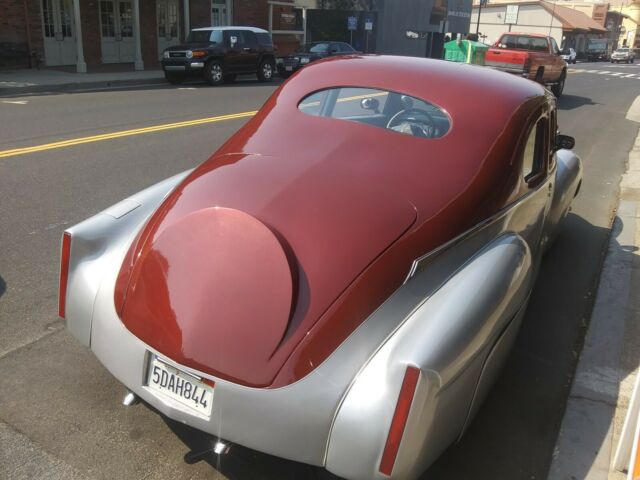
[558,94,599,111]
[424,213,632,479]
[160,414,339,480]
[0,275,5,299]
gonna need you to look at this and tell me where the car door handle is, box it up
[242,47,251,51]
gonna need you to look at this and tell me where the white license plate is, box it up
[285,66,293,71]
[147,357,214,417]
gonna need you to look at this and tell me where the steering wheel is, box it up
[386,108,437,138]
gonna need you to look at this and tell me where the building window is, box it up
[100,1,115,37]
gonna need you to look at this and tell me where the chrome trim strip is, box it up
[165,65,186,71]
[404,185,543,283]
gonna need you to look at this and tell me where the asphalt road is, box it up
[0,63,638,480]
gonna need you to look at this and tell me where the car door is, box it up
[549,37,564,80]
[240,31,260,72]
[514,113,553,258]
[224,29,254,73]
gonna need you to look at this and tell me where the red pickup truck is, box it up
[485,33,567,97]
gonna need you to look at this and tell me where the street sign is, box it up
[505,5,519,24]
[364,15,374,31]
[347,16,357,31]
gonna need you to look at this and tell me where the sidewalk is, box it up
[0,67,165,97]
[549,98,640,479]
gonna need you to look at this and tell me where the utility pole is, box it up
[476,0,487,35]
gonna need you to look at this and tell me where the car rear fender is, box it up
[326,233,532,480]
[542,150,582,252]
[62,170,191,346]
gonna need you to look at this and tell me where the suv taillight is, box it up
[58,232,71,318]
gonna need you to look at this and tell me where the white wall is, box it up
[471,4,564,46]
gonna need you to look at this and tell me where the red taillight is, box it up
[58,232,71,318]
[379,366,420,476]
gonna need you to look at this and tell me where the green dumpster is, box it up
[443,40,489,65]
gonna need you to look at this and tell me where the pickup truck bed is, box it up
[485,33,567,97]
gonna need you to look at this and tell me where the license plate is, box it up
[147,357,214,417]
[285,66,293,71]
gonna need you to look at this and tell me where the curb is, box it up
[0,77,166,97]
[548,99,640,480]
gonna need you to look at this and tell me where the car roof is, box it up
[503,32,549,38]
[191,26,269,34]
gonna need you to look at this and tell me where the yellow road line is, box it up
[0,110,258,159]
[299,91,388,109]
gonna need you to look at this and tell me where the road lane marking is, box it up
[2,100,28,105]
[0,110,258,159]
[610,72,624,76]
[624,74,638,78]
[597,71,612,74]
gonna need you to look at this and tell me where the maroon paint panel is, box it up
[116,56,546,387]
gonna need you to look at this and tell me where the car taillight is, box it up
[192,50,206,59]
[379,366,420,476]
[58,232,71,318]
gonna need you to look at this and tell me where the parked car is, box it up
[160,26,275,85]
[277,41,357,77]
[611,47,635,63]
[586,38,612,61]
[561,47,577,64]
[60,55,582,480]
[485,33,567,97]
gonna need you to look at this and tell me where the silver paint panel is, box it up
[64,170,191,346]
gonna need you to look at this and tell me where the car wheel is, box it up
[551,71,566,98]
[257,59,274,82]
[204,60,224,86]
[164,72,184,85]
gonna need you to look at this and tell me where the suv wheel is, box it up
[204,60,224,86]
[551,71,566,98]
[257,59,274,82]
[164,72,184,85]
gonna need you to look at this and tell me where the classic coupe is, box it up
[60,55,582,480]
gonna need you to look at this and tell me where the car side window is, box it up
[243,31,258,48]
[550,38,560,54]
[225,30,245,46]
[522,118,548,182]
[531,37,548,52]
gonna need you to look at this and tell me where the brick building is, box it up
[1,0,315,70]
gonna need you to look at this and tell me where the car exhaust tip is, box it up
[213,440,231,455]
[122,391,139,406]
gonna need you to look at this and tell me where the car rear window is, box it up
[256,32,273,47]
[187,30,221,43]
[499,35,548,52]
[298,87,450,139]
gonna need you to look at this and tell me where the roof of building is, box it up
[540,1,608,31]
[472,0,607,32]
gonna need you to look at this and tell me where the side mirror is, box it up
[361,97,380,113]
[229,35,237,47]
[555,134,575,150]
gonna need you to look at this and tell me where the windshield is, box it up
[616,48,630,53]
[300,43,330,54]
[187,30,222,43]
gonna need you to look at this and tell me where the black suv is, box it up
[161,27,276,85]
